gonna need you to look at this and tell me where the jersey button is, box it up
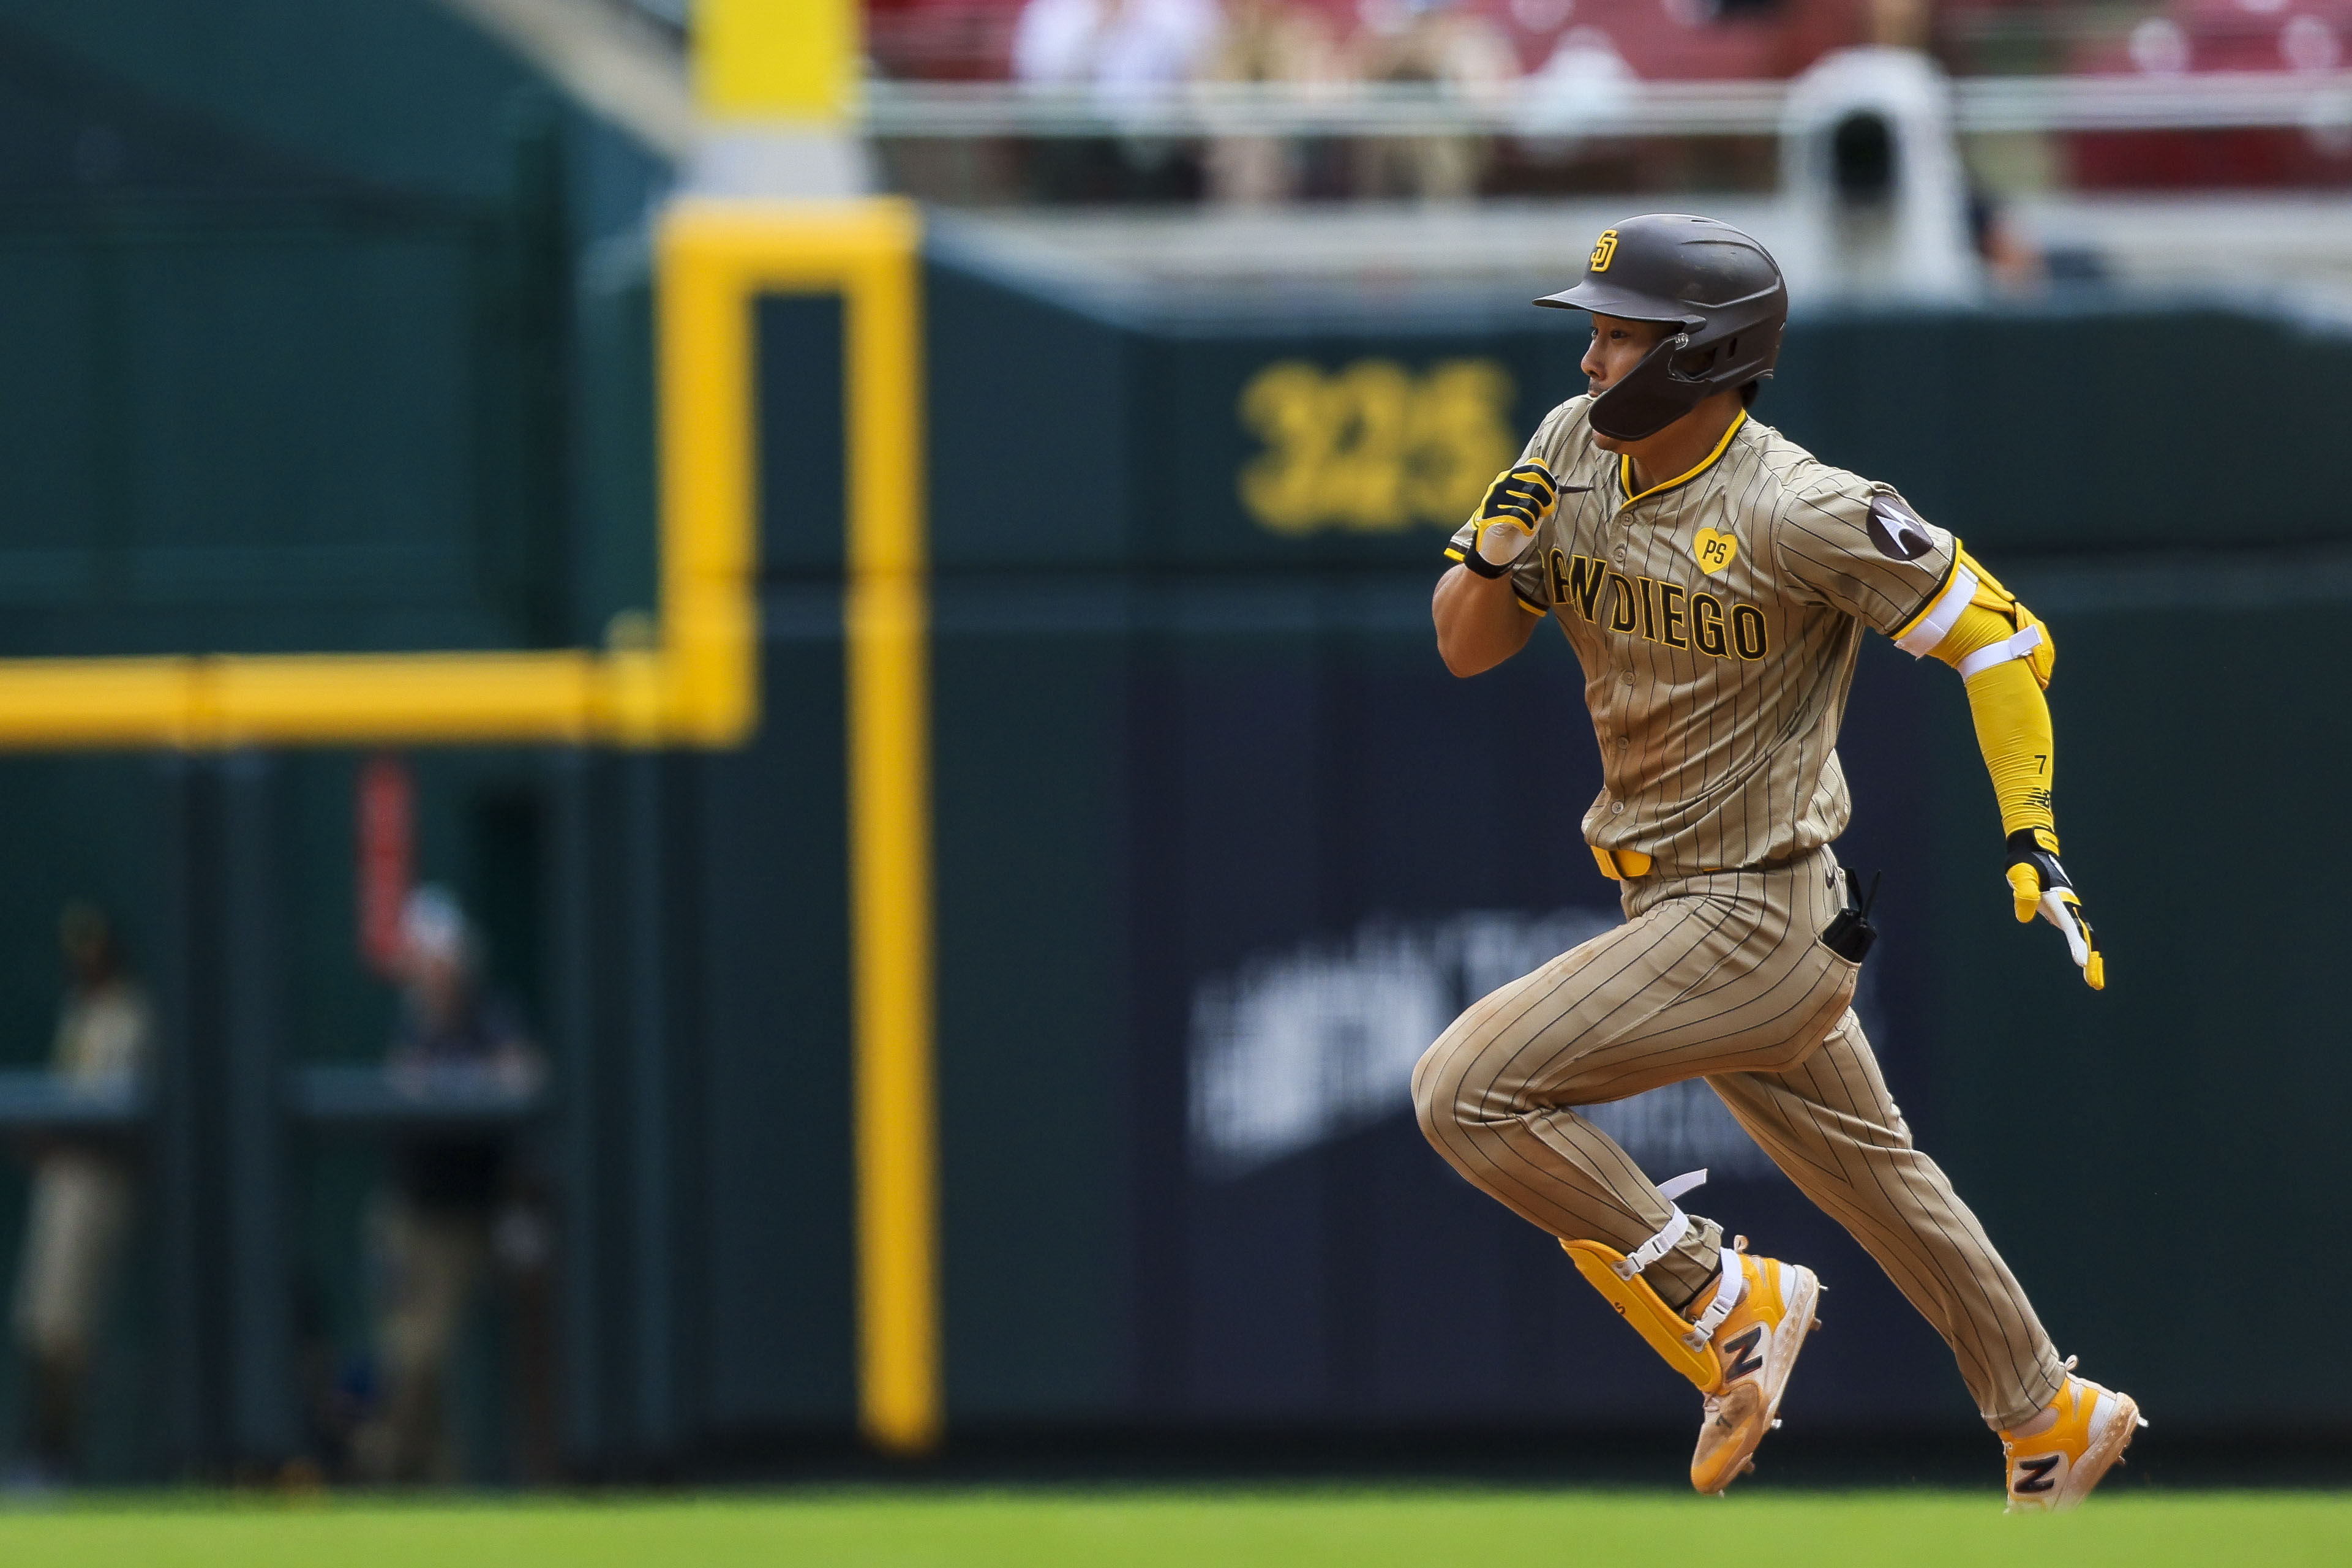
[1610,803,1625,815]
[1619,670,1634,685]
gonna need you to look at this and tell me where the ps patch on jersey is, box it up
[1693,527,1737,575]
[1866,493,1935,561]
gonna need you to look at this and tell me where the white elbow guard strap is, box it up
[1956,622,2043,679]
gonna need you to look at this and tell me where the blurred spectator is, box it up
[350,886,544,1484]
[1516,26,1636,151]
[11,902,148,1484]
[1200,0,1345,203]
[1351,0,1519,199]
[1015,0,1220,198]
[1969,190,2049,293]
[1014,0,1221,97]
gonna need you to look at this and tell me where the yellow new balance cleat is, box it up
[1999,1362,2146,1513]
[1688,1240,1822,1495]
[1558,1172,1824,1495]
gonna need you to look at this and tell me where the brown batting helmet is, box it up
[1536,214,1789,442]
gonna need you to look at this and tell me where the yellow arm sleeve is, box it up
[1956,656,2054,838]
[1928,598,2056,838]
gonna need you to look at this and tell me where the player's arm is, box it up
[1433,564,1539,675]
[1433,462,1555,677]
[1899,550,2105,989]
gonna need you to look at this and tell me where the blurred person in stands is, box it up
[1351,0,1518,200]
[10,902,148,1485]
[1200,0,1343,203]
[1970,191,2048,294]
[350,885,544,1484]
[1013,0,1220,198]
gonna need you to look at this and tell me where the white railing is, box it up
[1954,70,2352,131]
[861,70,2352,138]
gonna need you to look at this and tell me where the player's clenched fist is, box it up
[1460,462,1558,577]
[2004,828,2104,989]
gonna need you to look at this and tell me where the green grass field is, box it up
[0,1488,2342,1567]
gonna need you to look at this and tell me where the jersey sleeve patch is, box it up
[1867,493,1937,561]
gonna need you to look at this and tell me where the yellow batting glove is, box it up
[1459,462,1557,579]
[2002,828,2105,989]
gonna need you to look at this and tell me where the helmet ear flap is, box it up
[1590,333,1709,441]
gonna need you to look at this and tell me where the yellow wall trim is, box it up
[0,636,720,752]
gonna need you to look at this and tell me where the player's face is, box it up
[1582,314,1673,452]
[1581,314,1669,397]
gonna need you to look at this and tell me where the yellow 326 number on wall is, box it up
[1238,358,1517,536]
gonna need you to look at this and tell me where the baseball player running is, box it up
[1413,214,2141,1509]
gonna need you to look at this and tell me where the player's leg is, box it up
[1708,1009,2143,1508]
[1413,856,1854,1490]
[1415,869,1846,1306]
[1413,860,1857,1300]
[1707,1008,2064,1427]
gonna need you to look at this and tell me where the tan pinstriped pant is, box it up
[1412,847,2067,1430]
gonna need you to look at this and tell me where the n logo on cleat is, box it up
[1722,1326,1765,1382]
[2013,1455,2060,1495]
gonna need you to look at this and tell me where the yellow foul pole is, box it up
[689,2,942,1456]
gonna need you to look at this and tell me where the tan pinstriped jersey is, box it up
[1445,396,1959,874]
